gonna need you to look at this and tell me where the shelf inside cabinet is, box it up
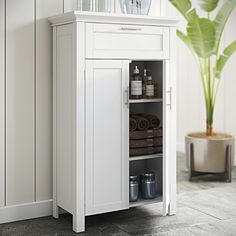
[129,153,162,161]
[129,98,163,104]
[129,196,163,208]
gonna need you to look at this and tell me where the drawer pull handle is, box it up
[119,27,142,31]
[124,87,129,107]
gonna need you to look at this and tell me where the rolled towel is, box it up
[129,127,163,140]
[144,114,160,128]
[130,117,137,132]
[132,115,149,131]
[130,137,163,148]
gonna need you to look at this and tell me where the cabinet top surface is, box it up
[48,11,178,27]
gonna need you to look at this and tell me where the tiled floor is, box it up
[1,156,236,236]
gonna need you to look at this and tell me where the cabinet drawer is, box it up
[86,23,169,59]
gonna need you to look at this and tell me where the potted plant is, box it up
[169,0,236,181]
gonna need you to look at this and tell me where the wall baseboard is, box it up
[0,200,52,224]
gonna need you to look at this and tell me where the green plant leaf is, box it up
[176,30,192,49]
[214,0,236,53]
[186,9,199,21]
[214,41,236,78]
[169,0,198,21]
[187,18,216,58]
[199,0,219,12]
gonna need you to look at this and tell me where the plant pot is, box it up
[185,132,234,173]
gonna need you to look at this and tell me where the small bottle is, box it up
[131,66,142,99]
[142,69,148,98]
[143,69,148,83]
[146,71,154,98]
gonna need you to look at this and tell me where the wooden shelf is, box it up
[129,98,163,104]
[129,196,163,208]
[129,153,162,161]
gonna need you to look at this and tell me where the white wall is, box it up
[0,0,64,208]
[0,0,235,212]
[0,0,163,211]
[165,1,236,166]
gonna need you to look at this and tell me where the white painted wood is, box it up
[52,26,59,219]
[129,196,163,208]
[162,60,170,216]
[64,0,78,12]
[48,11,178,27]
[85,60,129,216]
[6,0,35,205]
[50,13,177,232]
[162,29,177,216]
[168,27,176,215]
[0,200,52,224]
[0,0,5,208]
[129,98,163,104]
[35,0,63,202]
[86,23,169,59]
[72,21,85,233]
[129,154,162,161]
[55,24,75,214]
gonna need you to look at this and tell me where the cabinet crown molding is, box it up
[48,11,178,27]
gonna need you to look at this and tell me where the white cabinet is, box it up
[86,23,169,59]
[85,60,129,215]
[49,12,177,233]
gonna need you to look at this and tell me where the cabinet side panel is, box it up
[0,0,5,207]
[35,0,63,202]
[169,27,176,215]
[6,0,35,205]
[56,24,74,213]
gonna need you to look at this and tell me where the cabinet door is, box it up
[85,60,129,216]
[163,58,176,215]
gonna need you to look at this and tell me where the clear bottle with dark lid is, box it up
[130,66,142,99]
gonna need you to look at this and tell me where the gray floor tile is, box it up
[178,187,236,220]
[1,156,235,236]
[154,217,236,236]
[112,206,219,235]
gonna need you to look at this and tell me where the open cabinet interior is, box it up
[129,61,164,207]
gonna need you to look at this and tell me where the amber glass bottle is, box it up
[146,71,154,99]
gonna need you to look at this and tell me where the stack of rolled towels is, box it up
[130,114,163,157]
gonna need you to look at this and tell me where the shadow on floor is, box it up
[1,156,236,236]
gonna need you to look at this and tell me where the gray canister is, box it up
[141,172,156,199]
[129,175,139,202]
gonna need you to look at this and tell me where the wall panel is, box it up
[165,1,227,152]
[63,0,77,12]
[6,0,35,205]
[225,10,236,165]
[0,0,5,207]
[35,0,63,201]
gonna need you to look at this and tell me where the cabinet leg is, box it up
[168,201,176,215]
[73,212,85,233]
[53,202,59,219]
